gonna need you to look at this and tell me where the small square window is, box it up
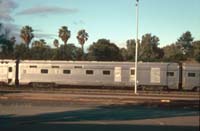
[103,70,110,75]
[8,67,12,72]
[63,70,71,74]
[131,69,135,75]
[86,70,93,75]
[41,69,48,74]
[188,73,195,77]
[167,72,174,77]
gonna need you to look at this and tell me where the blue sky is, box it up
[0,0,200,49]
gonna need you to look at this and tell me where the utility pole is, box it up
[134,0,139,94]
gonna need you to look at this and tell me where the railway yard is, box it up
[0,0,199,130]
[0,87,199,131]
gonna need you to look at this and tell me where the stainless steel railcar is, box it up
[18,60,180,89]
[0,60,199,91]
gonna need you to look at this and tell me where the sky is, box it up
[0,0,200,49]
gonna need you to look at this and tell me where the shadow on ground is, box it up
[0,104,199,131]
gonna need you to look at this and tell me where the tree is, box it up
[53,44,82,60]
[120,48,128,61]
[20,25,34,48]
[30,45,52,60]
[10,36,16,44]
[192,41,200,62]
[126,39,136,61]
[176,31,193,56]
[0,37,15,59]
[53,39,59,48]
[0,24,15,59]
[32,39,47,48]
[162,43,186,62]
[14,44,30,59]
[87,39,122,61]
[76,29,88,56]
[0,23,4,37]
[58,26,70,46]
[139,34,163,61]
[0,23,11,40]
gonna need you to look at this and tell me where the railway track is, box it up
[0,86,199,108]
[0,86,199,98]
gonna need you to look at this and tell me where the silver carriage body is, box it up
[18,60,180,89]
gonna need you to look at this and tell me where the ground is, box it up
[0,90,199,131]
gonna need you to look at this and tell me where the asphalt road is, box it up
[0,99,199,131]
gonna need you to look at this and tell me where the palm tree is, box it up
[58,26,70,46]
[20,25,34,48]
[76,29,88,55]
[53,39,59,48]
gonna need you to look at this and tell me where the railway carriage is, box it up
[0,60,16,85]
[182,63,200,91]
[17,60,180,90]
[18,60,132,87]
[0,59,199,91]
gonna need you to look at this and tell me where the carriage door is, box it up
[114,67,121,82]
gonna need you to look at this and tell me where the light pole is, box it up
[134,0,139,94]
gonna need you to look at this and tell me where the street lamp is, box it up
[134,0,139,94]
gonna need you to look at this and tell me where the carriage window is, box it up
[103,70,110,75]
[52,66,59,68]
[63,70,71,74]
[86,70,93,75]
[30,65,37,68]
[8,67,12,72]
[41,69,48,74]
[167,72,174,76]
[130,69,135,75]
[188,73,195,77]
